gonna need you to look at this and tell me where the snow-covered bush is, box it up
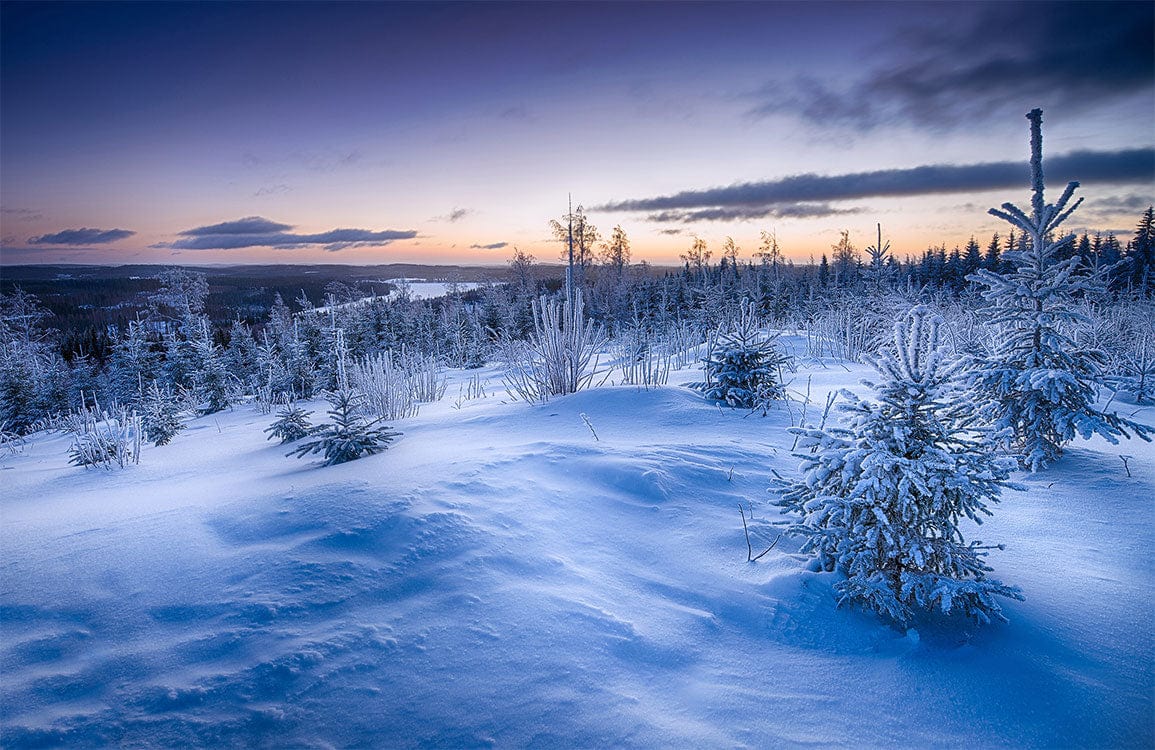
[502,291,606,403]
[1096,302,1155,405]
[67,404,142,470]
[0,421,25,457]
[140,381,185,446]
[664,318,709,370]
[405,352,448,403]
[1106,330,1155,405]
[968,110,1151,470]
[776,307,1022,625]
[289,390,399,466]
[264,404,314,444]
[347,352,421,421]
[614,323,672,389]
[691,300,791,413]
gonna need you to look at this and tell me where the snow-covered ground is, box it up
[387,279,481,300]
[2,340,1153,747]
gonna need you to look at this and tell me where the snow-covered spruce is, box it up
[264,404,314,444]
[288,390,399,466]
[691,300,790,413]
[140,380,185,446]
[968,109,1152,470]
[775,306,1022,625]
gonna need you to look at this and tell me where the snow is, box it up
[386,279,481,300]
[2,340,1153,747]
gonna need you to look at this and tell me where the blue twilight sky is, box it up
[1,0,1152,266]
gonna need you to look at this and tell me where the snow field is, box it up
[2,342,1153,747]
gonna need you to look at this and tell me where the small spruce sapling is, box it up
[265,404,314,444]
[776,306,1022,625]
[289,390,399,466]
[692,300,791,413]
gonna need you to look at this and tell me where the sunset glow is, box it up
[2,1,1152,266]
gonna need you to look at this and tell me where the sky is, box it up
[1,0,1152,267]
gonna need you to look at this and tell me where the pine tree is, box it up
[691,300,791,413]
[862,224,892,294]
[984,233,1002,270]
[776,307,1022,625]
[191,320,235,414]
[108,320,160,407]
[224,319,261,392]
[140,380,185,446]
[0,288,58,431]
[289,390,399,466]
[967,109,1151,470]
[265,404,314,444]
[1127,206,1154,295]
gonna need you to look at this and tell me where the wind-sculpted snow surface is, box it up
[1,351,1152,747]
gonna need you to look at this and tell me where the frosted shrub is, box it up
[692,300,791,413]
[1106,326,1155,405]
[805,292,910,362]
[67,404,142,470]
[665,319,709,370]
[0,421,25,457]
[348,352,420,421]
[968,110,1151,470]
[264,404,314,444]
[776,307,1022,625]
[289,390,399,466]
[405,352,448,403]
[615,324,672,389]
[502,291,606,403]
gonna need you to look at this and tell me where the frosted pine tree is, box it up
[289,390,399,466]
[692,299,791,413]
[968,109,1151,470]
[140,380,185,446]
[191,320,235,414]
[265,404,314,444]
[108,320,160,407]
[776,307,1022,625]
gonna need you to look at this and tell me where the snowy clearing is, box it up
[2,343,1153,747]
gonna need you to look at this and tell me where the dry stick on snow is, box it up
[739,503,781,562]
[1119,455,1133,478]
[580,412,599,441]
[789,376,814,449]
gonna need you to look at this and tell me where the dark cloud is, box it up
[1,207,43,222]
[598,149,1155,222]
[241,149,364,173]
[169,216,417,250]
[29,227,135,244]
[436,207,472,223]
[498,106,534,122]
[1088,193,1154,213]
[748,2,1154,130]
[470,241,508,250]
[645,203,859,223]
[253,183,292,197]
[180,217,292,236]
[1071,192,1155,224]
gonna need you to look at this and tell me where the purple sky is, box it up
[2,1,1152,266]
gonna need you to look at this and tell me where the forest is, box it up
[1,202,1151,439]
